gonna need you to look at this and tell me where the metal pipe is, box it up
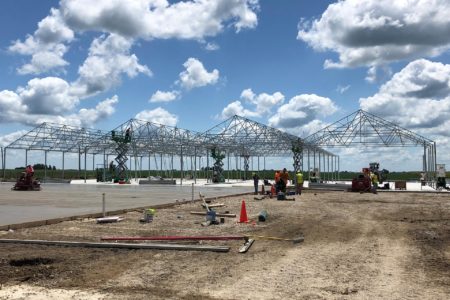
[44,150,48,183]
[63,151,65,180]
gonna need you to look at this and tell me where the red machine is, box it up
[12,167,41,191]
[350,174,371,192]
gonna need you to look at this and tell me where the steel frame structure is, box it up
[305,109,437,181]
[2,115,335,183]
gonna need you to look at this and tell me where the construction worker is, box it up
[252,172,259,195]
[274,170,281,193]
[296,171,304,195]
[280,168,289,193]
[370,171,379,194]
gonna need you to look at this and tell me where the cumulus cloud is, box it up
[241,88,284,115]
[19,77,78,115]
[0,77,118,127]
[149,90,180,103]
[219,88,285,119]
[0,130,29,147]
[178,58,219,89]
[220,101,260,119]
[135,107,178,126]
[9,8,74,74]
[60,0,259,40]
[72,34,151,97]
[359,59,450,133]
[10,0,258,77]
[298,0,450,69]
[268,94,337,136]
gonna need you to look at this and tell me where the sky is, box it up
[1,0,450,172]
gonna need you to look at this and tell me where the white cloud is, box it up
[0,77,118,127]
[220,100,260,119]
[61,0,258,40]
[178,58,219,90]
[241,88,285,115]
[360,59,450,135]
[149,90,180,103]
[298,0,450,68]
[72,34,151,97]
[135,107,178,126]
[30,96,118,127]
[18,77,78,115]
[336,85,350,94]
[9,8,74,74]
[0,130,29,147]
[269,94,337,133]
[205,42,220,51]
[219,88,285,119]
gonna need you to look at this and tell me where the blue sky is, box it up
[1,0,450,171]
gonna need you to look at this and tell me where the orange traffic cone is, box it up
[239,200,248,223]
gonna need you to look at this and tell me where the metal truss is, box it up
[198,115,329,157]
[5,122,107,153]
[2,115,335,180]
[305,109,434,147]
[305,109,437,180]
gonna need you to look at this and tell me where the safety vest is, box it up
[296,173,304,184]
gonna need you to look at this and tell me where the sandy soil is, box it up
[0,190,450,299]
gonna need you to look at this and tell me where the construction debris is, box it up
[96,216,124,224]
[190,211,236,218]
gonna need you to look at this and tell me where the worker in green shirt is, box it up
[296,171,304,195]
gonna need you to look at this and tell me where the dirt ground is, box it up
[0,189,450,299]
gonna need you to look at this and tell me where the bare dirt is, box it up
[0,190,450,299]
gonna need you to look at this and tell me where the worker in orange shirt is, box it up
[280,168,290,193]
[274,170,281,193]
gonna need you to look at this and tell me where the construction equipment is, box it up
[12,172,41,191]
[350,162,389,192]
[111,129,131,183]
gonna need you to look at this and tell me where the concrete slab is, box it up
[0,182,251,227]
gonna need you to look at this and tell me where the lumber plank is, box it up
[190,211,236,217]
[0,239,230,252]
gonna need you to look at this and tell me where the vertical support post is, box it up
[171,154,174,180]
[258,156,260,172]
[433,142,437,180]
[227,151,230,183]
[338,156,340,180]
[102,193,106,217]
[194,148,197,184]
[423,143,427,178]
[84,147,87,183]
[2,147,6,180]
[327,155,330,182]
[318,151,321,182]
[160,153,163,177]
[180,145,183,186]
[25,149,28,168]
[307,149,310,180]
[78,146,81,178]
[62,151,66,180]
[191,183,194,201]
[206,149,209,183]
[44,150,48,183]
